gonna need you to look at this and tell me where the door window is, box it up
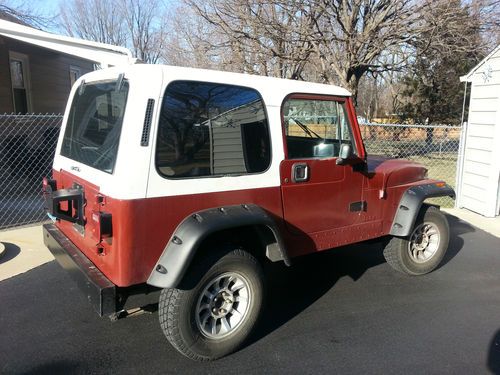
[282,97,356,159]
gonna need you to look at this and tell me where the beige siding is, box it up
[0,36,94,114]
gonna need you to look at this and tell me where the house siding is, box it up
[0,36,94,113]
[460,48,500,217]
[0,37,13,112]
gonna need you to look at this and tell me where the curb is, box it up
[0,242,5,259]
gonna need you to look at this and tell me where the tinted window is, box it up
[156,81,270,178]
[61,80,128,173]
[283,98,356,159]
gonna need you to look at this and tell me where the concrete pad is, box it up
[443,208,500,238]
[0,225,53,281]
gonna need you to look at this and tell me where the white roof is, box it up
[460,44,500,82]
[0,19,135,67]
[82,64,352,105]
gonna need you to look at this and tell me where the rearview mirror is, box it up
[336,143,353,165]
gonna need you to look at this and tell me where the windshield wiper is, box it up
[291,117,322,139]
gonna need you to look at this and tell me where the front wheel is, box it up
[158,248,264,361]
[383,205,450,275]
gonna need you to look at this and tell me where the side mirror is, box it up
[336,143,353,165]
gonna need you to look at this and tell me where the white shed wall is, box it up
[459,51,500,217]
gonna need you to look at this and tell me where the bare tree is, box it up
[182,0,422,102]
[120,0,167,64]
[180,0,500,105]
[60,0,127,45]
[60,0,168,63]
[0,0,55,28]
[184,0,320,78]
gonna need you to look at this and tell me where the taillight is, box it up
[42,177,57,192]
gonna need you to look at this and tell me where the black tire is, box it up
[158,248,264,361]
[383,205,450,275]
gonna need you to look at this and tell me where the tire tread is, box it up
[159,248,263,361]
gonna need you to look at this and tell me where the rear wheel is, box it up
[158,248,264,361]
[383,205,449,275]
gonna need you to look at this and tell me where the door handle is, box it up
[292,163,309,182]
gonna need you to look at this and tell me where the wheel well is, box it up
[201,225,279,263]
[176,225,277,290]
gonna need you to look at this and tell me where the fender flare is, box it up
[147,204,289,289]
[389,182,455,237]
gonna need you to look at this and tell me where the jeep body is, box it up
[43,64,454,360]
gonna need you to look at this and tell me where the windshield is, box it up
[61,79,129,173]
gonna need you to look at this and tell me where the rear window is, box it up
[61,79,129,173]
[156,81,271,178]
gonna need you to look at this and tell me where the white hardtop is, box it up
[57,64,351,200]
[79,64,352,106]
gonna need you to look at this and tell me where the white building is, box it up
[457,45,500,217]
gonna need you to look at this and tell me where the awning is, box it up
[0,19,136,67]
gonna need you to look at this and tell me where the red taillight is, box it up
[42,177,57,192]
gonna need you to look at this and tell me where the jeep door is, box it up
[280,95,365,239]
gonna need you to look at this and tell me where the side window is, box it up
[283,98,356,159]
[156,81,271,178]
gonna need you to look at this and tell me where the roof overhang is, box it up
[0,19,135,67]
[460,44,500,82]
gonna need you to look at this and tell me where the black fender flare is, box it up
[390,182,455,237]
[147,204,289,289]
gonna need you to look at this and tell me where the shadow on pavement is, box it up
[21,360,83,375]
[488,329,500,374]
[250,240,386,345]
[440,214,474,268]
[0,242,21,264]
[249,213,470,346]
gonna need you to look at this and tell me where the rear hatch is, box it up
[45,76,129,274]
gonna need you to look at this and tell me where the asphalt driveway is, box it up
[1,215,500,374]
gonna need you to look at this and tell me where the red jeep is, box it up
[43,64,454,360]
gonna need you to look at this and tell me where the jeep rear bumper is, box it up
[43,223,116,316]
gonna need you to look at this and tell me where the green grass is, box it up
[402,154,457,208]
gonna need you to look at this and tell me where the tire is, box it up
[158,248,265,361]
[383,205,449,275]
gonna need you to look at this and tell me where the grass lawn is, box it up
[402,154,457,208]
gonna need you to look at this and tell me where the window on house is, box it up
[69,66,81,87]
[156,81,271,178]
[9,53,31,114]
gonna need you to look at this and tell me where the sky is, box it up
[6,0,176,34]
[7,0,67,32]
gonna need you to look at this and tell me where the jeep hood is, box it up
[365,154,428,190]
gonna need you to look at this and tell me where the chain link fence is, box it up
[0,115,461,231]
[0,114,62,231]
[360,123,462,207]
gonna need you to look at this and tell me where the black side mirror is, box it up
[336,143,353,165]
